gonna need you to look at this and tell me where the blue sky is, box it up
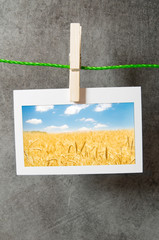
[22,103,134,132]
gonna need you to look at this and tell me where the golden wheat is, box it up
[23,129,135,167]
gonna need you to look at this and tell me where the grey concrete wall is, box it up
[0,1,159,239]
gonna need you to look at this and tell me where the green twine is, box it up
[0,58,158,70]
[81,64,159,70]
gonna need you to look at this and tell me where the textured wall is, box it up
[0,1,159,239]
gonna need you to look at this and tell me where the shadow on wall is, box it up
[82,54,159,194]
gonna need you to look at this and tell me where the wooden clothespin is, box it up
[69,23,82,102]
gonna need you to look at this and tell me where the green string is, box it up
[0,58,159,70]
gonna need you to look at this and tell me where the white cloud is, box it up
[44,124,69,132]
[80,118,96,123]
[94,123,108,129]
[64,104,89,115]
[94,104,112,112]
[36,105,54,112]
[80,117,86,121]
[26,119,42,124]
[78,127,90,131]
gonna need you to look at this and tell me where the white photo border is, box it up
[13,87,143,175]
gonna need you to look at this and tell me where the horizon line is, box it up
[23,128,134,134]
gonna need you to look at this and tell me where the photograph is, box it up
[14,87,142,174]
[22,102,135,167]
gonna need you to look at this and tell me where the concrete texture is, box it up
[0,0,159,239]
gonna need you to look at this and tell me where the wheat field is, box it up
[23,129,135,167]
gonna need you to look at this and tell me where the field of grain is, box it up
[23,129,135,167]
